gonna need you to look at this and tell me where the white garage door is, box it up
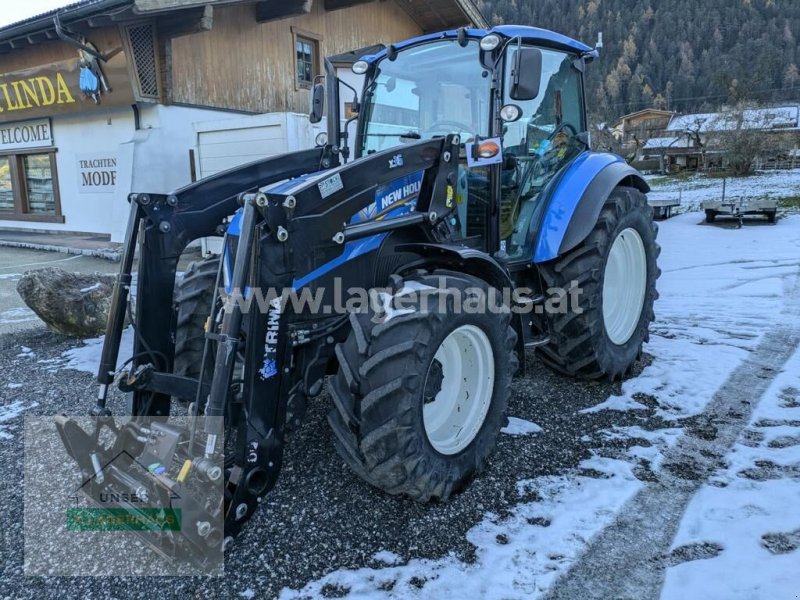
[193,112,325,254]
[196,113,291,178]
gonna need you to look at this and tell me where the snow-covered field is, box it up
[647,169,800,213]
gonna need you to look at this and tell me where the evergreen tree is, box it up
[476,0,800,122]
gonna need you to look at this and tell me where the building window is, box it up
[0,151,62,222]
[296,38,315,86]
[291,27,321,90]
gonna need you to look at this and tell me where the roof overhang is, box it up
[0,0,226,54]
[0,0,486,54]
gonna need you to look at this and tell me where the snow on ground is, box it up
[280,458,641,600]
[0,399,39,440]
[647,169,800,212]
[278,211,800,599]
[501,416,543,436]
[662,345,800,600]
[16,346,35,359]
[372,551,403,566]
[59,327,134,374]
[600,213,800,420]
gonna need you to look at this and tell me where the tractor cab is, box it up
[316,27,597,261]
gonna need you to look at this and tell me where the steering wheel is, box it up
[547,122,578,143]
[425,120,475,136]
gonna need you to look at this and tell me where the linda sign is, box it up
[0,52,133,122]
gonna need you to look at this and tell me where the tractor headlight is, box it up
[500,104,523,123]
[352,60,369,75]
[479,34,502,51]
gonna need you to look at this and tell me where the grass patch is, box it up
[778,196,800,209]
[705,170,734,179]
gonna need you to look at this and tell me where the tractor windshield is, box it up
[360,40,491,155]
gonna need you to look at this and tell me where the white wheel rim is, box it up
[422,325,495,455]
[602,227,647,345]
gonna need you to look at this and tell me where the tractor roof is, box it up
[361,25,592,63]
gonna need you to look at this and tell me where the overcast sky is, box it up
[0,0,75,28]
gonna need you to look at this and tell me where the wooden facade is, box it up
[0,0,483,118]
[0,27,122,74]
[169,1,425,114]
[614,109,675,144]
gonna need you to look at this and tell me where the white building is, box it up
[0,0,483,242]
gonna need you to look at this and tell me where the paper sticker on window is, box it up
[465,137,503,168]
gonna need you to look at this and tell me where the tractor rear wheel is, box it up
[705,209,717,223]
[536,186,660,381]
[328,271,518,501]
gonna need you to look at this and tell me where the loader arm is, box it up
[56,134,463,562]
[215,135,462,534]
[96,147,330,417]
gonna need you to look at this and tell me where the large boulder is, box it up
[16,267,118,337]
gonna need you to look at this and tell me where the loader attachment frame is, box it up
[57,133,462,562]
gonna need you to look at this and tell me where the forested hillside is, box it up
[477,0,800,121]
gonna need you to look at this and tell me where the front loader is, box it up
[56,25,659,566]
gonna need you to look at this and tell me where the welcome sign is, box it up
[0,118,52,150]
[0,51,134,122]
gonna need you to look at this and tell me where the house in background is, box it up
[612,108,675,158]
[0,0,484,242]
[638,104,800,172]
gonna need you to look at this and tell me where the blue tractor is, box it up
[57,25,659,559]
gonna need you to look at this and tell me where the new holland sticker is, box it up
[353,170,424,223]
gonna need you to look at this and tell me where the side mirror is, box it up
[510,47,542,101]
[309,82,325,124]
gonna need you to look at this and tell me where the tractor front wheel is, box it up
[536,186,660,380]
[328,271,518,501]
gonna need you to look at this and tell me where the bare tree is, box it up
[591,123,624,156]
[706,105,775,176]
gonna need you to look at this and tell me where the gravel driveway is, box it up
[0,323,659,599]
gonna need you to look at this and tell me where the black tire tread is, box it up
[536,186,660,381]
[328,272,518,502]
[174,256,219,377]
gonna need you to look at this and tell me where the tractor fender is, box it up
[393,242,525,374]
[532,152,649,263]
[394,242,513,290]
